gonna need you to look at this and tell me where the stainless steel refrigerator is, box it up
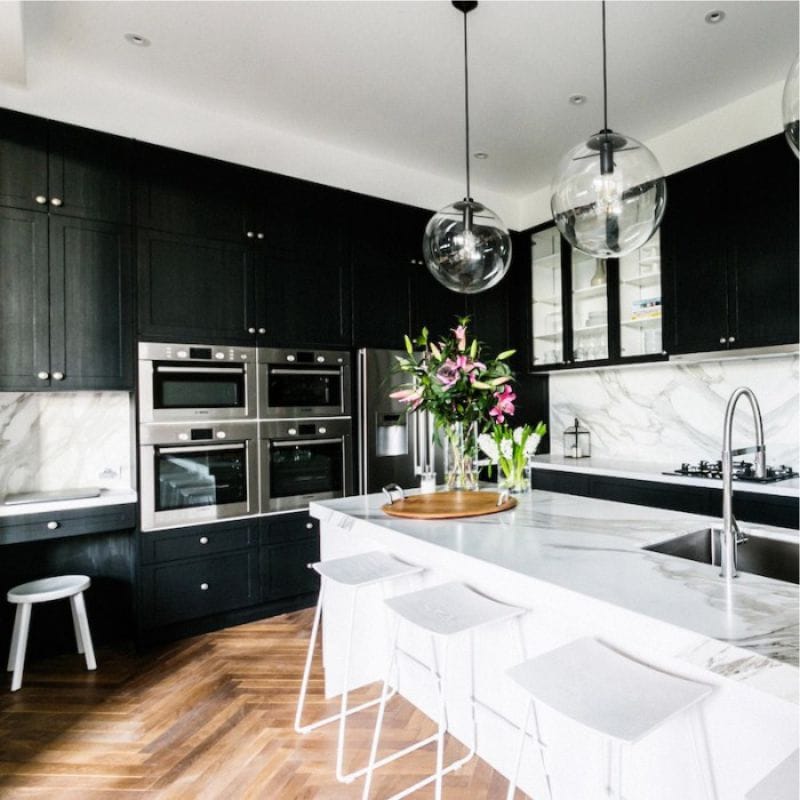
[357,348,438,494]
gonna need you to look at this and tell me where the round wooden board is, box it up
[381,490,517,520]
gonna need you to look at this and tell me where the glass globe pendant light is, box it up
[422,1,511,294]
[550,1,666,259]
[782,54,799,157]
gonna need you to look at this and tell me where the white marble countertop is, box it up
[311,489,799,703]
[0,488,138,518]
[530,453,800,497]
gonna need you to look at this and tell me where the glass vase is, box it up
[498,462,532,494]
[443,421,479,491]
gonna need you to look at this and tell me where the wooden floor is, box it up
[0,609,513,799]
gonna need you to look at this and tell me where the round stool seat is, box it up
[312,551,421,587]
[7,575,91,605]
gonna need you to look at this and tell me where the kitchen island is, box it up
[310,489,798,799]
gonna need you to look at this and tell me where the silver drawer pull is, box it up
[50,197,63,207]
[200,582,209,591]
[199,536,209,545]
[305,522,313,530]
[35,195,47,205]
[47,521,59,530]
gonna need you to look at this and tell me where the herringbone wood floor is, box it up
[0,609,513,799]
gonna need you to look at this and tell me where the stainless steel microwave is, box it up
[138,342,257,423]
[258,347,351,419]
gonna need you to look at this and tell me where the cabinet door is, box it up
[0,208,50,390]
[261,179,352,347]
[0,109,48,212]
[138,229,255,344]
[261,537,320,601]
[410,266,468,340]
[661,160,730,354]
[135,143,247,242]
[48,122,132,224]
[728,136,799,348]
[49,217,134,390]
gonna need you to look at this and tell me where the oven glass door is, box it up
[268,438,344,503]
[153,364,246,412]
[266,367,342,413]
[155,442,248,512]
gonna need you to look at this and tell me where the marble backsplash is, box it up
[549,355,799,467]
[0,392,134,497]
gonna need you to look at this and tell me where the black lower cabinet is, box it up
[137,513,319,645]
[0,505,136,660]
[532,469,799,529]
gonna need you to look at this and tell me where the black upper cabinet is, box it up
[135,143,247,242]
[0,109,131,224]
[0,207,133,390]
[663,135,799,354]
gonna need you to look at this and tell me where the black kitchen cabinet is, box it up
[137,228,256,344]
[663,135,799,354]
[410,267,468,341]
[0,109,131,224]
[259,512,320,602]
[0,206,133,391]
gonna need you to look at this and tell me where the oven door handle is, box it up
[269,368,340,377]
[270,438,342,448]
[155,365,246,375]
[158,443,246,455]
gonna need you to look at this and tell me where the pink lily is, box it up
[389,387,424,409]
[489,385,516,423]
[435,359,460,389]
[452,325,467,352]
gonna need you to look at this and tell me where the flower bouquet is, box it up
[391,318,515,490]
[478,422,547,494]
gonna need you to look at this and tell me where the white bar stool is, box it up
[362,581,526,800]
[6,575,96,692]
[294,551,424,784]
[505,637,717,800]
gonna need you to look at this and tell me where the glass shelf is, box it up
[532,331,563,342]
[531,228,564,366]
[619,231,662,358]
[572,284,608,299]
[622,272,661,288]
[621,316,662,328]
[574,323,609,334]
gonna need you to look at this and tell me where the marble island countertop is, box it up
[530,453,800,497]
[0,487,138,518]
[311,489,799,704]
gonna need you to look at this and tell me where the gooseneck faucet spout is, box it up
[721,387,766,579]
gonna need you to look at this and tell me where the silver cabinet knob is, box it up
[247,327,256,334]
[257,232,264,240]
[306,522,313,530]
[719,337,726,344]
[199,536,209,545]
[52,371,64,381]
[661,350,668,356]
[728,336,736,343]
[200,582,209,591]
[34,195,47,205]
[257,327,266,334]
[47,521,59,530]
[37,371,49,380]
[50,197,63,207]
[246,231,255,238]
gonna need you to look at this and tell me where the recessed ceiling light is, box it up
[473,152,489,159]
[569,94,588,106]
[125,33,151,47]
[704,9,725,24]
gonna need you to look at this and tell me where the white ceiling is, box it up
[1,0,797,224]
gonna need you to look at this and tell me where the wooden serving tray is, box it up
[381,490,517,520]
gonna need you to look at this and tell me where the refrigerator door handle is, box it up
[358,349,368,495]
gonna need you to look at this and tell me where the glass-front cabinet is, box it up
[529,225,664,370]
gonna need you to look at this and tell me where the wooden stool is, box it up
[505,637,717,800]
[7,575,96,692]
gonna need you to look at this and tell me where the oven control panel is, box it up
[138,341,255,362]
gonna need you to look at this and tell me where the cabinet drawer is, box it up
[261,514,318,545]
[0,505,137,546]
[140,522,255,564]
[531,470,591,496]
[261,537,320,602]
[141,550,258,626]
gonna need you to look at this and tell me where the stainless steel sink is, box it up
[644,528,799,584]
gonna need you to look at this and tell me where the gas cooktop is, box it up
[664,460,798,483]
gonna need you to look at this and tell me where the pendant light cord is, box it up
[463,8,471,200]
[601,0,608,133]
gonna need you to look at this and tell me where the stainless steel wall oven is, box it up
[138,342,257,423]
[258,347,351,419]
[260,419,353,512]
[140,421,259,531]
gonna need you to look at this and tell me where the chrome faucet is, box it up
[720,387,766,579]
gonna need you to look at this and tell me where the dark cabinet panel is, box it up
[261,537,320,601]
[410,266,468,341]
[138,229,255,344]
[49,217,133,389]
[0,207,50,389]
[468,275,512,354]
[531,469,591,496]
[140,522,255,565]
[591,476,710,515]
[48,122,132,224]
[0,109,48,212]
[135,143,247,242]
[261,513,319,545]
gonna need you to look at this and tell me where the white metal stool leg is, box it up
[506,698,532,800]
[9,603,31,692]
[71,599,84,654]
[69,591,96,671]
